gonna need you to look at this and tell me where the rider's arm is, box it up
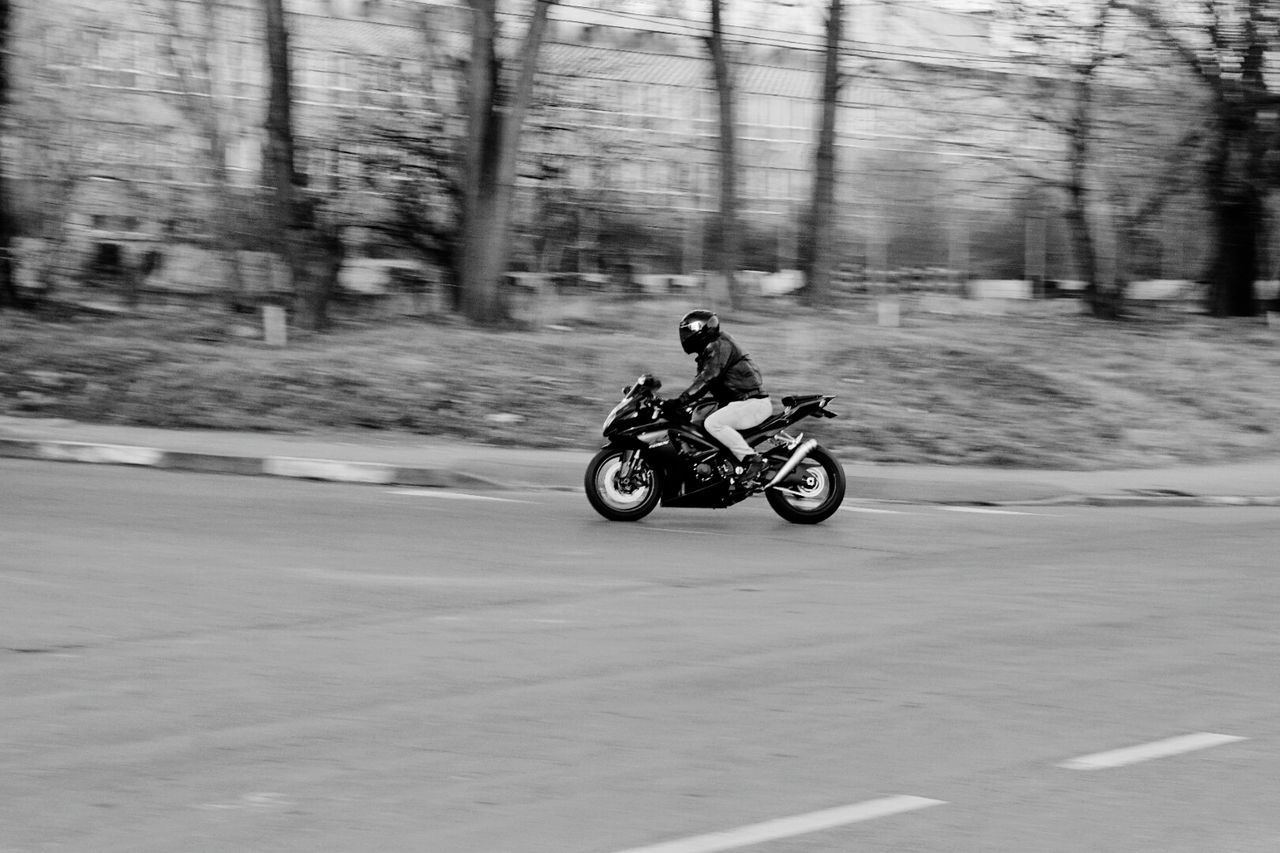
[677,339,730,404]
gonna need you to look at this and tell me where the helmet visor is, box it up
[679,319,705,352]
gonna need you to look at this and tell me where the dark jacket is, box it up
[677,331,766,406]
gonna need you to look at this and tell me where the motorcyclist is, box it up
[662,309,772,488]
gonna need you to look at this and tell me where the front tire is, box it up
[765,445,845,524]
[585,448,661,522]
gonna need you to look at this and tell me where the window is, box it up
[300,52,322,97]
[331,54,355,106]
[229,134,258,174]
[620,160,641,189]
[228,39,254,95]
[743,95,767,137]
[79,28,104,66]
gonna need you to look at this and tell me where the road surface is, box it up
[2,459,1277,852]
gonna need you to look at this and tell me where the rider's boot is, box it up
[736,453,767,491]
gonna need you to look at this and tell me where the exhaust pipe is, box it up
[762,438,818,490]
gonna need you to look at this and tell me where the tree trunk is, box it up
[0,212,14,309]
[707,0,739,310]
[1203,48,1266,317]
[291,224,343,332]
[263,0,338,332]
[1206,193,1262,317]
[1063,97,1107,318]
[805,0,842,308]
[458,0,554,325]
[459,0,499,323]
[0,0,18,310]
[262,0,296,236]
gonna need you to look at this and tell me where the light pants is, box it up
[704,397,773,460]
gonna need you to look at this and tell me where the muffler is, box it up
[762,438,818,490]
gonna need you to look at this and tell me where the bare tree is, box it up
[1053,0,1122,317]
[262,0,296,244]
[0,0,16,309]
[527,53,709,280]
[149,0,250,311]
[1125,0,1278,317]
[458,0,556,325]
[349,2,673,312]
[802,0,843,307]
[981,0,1205,317]
[8,5,125,303]
[705,0,741,309]
[262,0,341,332]
[349,110,464,308]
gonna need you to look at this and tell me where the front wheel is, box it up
[765,445,845,524]
[585,448,662,522]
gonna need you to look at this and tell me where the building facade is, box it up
[6,0,1205,285]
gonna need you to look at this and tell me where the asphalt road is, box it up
[3,459,1278,853]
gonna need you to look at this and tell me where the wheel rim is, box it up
[777,464,831,511]
[596,456,654,511]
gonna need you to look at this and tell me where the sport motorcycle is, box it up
[584,374,846,524]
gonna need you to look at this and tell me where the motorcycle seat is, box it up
[742,395,827,438]
[690,395,824,446]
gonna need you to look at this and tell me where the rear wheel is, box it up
[584,448,661,522]
[765,445,845,524]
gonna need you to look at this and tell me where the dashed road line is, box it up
[841,505,1054,516]
[1057,732,1247,770]
[386,488,529,503]
[608,795,945,853]
[937,506,1045,516]
[647,527,733,536]
[842,505,907,514]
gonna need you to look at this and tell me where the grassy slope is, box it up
[3,298,1279,470]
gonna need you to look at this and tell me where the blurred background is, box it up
[1,0,1276,329]
[5,12,1280,850]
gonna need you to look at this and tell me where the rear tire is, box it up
[765,445,845,524]
[585,448,661,522]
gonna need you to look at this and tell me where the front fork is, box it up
[618,448,638,479]
[616,447,649,490]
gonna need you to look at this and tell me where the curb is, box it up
[0,438,505,490]
[4,437,1279,508]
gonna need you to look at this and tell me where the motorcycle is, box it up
[584,373,846,524]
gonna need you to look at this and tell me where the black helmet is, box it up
[678,309,720,354]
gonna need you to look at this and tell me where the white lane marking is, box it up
[287,567,615,588]
[609,795,945,853]
[937,506,1042,516]
[1058,732,1247,770]
[386,488,528,503]
[198,791,295,811]
[0,573,57,587]
[647,527,733,536]
[431,615,577,625]
[842,506,906,514]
